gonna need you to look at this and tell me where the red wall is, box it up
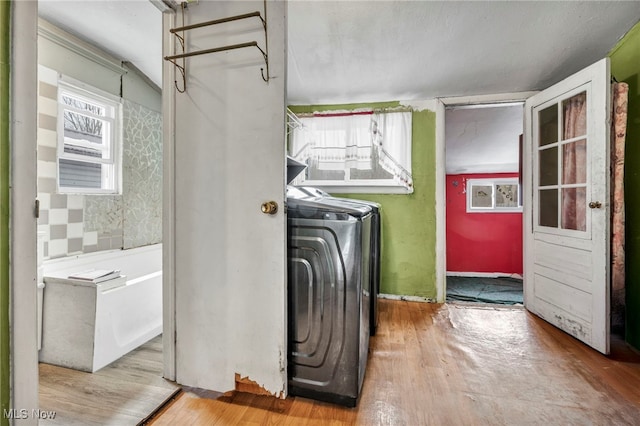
[446,173,523,275]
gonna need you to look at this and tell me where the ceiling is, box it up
[38,1,640,105]
[445,105,523,174]
[38,0,163,86]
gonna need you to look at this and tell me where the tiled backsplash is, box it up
[122,100,163,249]
[37,65,162,260]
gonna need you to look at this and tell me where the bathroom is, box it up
[35,5,168,422]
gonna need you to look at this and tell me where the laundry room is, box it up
[5,1,640,424]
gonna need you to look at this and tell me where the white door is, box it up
[524,58,611,354]
[167,1,288,394]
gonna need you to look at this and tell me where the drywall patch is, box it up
[234,373,285,399]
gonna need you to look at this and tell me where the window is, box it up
[466,178,521,213]
[288,110,413,193]
[57,79,121,193]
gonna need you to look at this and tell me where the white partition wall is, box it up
[165,1,287,395]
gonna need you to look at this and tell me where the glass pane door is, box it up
[536,90,588,233]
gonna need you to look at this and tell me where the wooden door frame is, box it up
[10,4,178,423]
[161,8,176,383]
[11,1,39,423]
[434,92,537,302]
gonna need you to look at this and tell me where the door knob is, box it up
[261,201,278,215]
[588,201,602,209]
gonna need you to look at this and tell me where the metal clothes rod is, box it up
[164,41,258,61]
[165,0,270,89]
[169,11,263,33]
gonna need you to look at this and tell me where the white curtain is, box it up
[289,110,413,190]
[372,111,413,189]
[292,114,373,171]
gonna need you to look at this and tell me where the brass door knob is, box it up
[261,201,278,215]
[588,201,602,209]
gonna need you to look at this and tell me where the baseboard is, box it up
[378,294,436,303]
[446,271,523,279]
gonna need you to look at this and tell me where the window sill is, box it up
[57,188,121,195]
[305,184,413,195]
[466,208,523,213]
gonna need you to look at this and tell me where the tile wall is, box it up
[37,65,162,259]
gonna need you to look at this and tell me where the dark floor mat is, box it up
[446,276,523,305]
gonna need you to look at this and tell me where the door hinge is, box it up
[35,199,40,219]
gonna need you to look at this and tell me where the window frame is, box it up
[289,110,413,194]
[56,77,122,195]
[466,177,522,213]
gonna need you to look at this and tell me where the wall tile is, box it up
[38,209,49,225]
[50,194,67,209]
[68,209,83,223]
[38,193,51,210]
[38,177,57,194]
[36,71,162,259]
[38,145,57,163]
[67,195,83,209]
[122,99,162,249]
[38,97,57,117]
[83,231,97,246]
[97,238,111,251]
[37,160,57,179]
[39,113,57,131]
[111,236,123,249]
[84,196,123,234]
[48,239,67,258]
[50,224,67,240]
[39,81,57,100]
[67,222,83,239]
[67,238,83,254]
[49,209,68,225]
[37,128,57,148]
[38,65,58,86]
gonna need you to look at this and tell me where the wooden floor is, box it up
[149,299,640,425]
[40,335,180,425]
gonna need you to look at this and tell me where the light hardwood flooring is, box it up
[149,300,640,425]
[39,335,180,426]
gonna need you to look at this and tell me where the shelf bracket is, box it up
[164,0,270,91]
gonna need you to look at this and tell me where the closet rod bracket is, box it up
[164,0,270,91]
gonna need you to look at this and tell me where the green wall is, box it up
[0,1,9,423]
[289,103,438,299]
[609,21,640,350]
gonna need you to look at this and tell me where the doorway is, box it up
[35,2,175,423]
[443,102,525,305]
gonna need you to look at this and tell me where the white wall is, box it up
[445,104,523,174]
[38,18,161,112]
[169,1,287,395]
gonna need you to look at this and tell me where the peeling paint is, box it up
[554,315,588,340]
[278,348,286,374]
[400,98,437,112]
[234,373,285,399]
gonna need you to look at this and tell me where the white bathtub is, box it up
[39,244,162,372]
